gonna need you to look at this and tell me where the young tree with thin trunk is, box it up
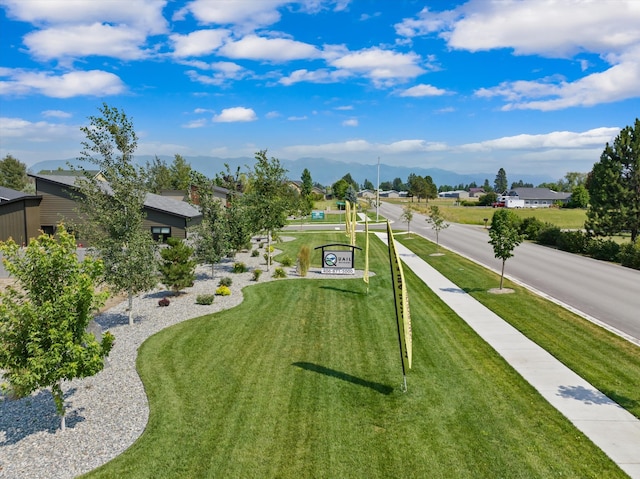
[244,150,291,271]
[488,209,524,289]
[426,205,449,250]
[0,227,114,431]
[401,205,414,232]
[73,103,157,325]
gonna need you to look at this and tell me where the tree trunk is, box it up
[128,292,134,326]
[267,232,272,272]
[500,259,506,289]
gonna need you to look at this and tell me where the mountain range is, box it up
[28,155,555,190]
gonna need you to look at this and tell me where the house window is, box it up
[41,225,55,236]
[151,226,171,242]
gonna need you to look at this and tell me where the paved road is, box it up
[378,202,640,344]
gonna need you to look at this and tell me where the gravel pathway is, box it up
[0,241,370,479]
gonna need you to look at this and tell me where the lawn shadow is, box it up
[319,285,363,295]
[0,387,84,445]
[292,362,393,395]
[440,287,486,294]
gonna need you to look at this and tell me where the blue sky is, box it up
[1,0,639,180]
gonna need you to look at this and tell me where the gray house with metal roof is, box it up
[28,174,202,244]
[506,187,571,208]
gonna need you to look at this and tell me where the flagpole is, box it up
[376,156,380,222]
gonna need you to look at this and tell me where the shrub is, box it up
[251,249,260,257]
[252,268,263,281]
[519,217,547,241]
[536,226,562,246]
[218,277,233,287]
[196,294,215,305]
[158,297,170,307]
[232,262,247,273]
[297,245,311,277]
[259,242,265,248]
[587,239,621,262]
[620,242,640,270]
[272,267,287,278]
[279,255,294,267]
[556,230,589,254]
[215,285,231,296]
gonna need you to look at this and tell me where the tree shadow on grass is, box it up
[319,285,363,295]
[0,388,84,445]
[292,362,393,395]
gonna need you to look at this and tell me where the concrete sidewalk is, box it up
[377,233,640,479]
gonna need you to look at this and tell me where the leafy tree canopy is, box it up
[494,168,508,193]
[488,209,524,289]
[0,227,114,430]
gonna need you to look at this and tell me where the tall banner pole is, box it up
[364,216,369,294]
[387,220,412,391]
[351,200,357,246]
[345,199,351,239]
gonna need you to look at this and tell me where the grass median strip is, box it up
[83,232,627,478]
[396,233,640,420]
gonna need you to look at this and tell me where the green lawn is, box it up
[82,232,629,478]
[396,234,640,419]
[404,199,588,229]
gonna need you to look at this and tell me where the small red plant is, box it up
[158,297,170,307]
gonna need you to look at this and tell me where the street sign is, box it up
[311,210,325,220]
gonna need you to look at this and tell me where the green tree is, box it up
[341,172,359,190]
[332,178,349,200]
[407,173,426,202]
[300,168,314,215]
[345,185,358,205]
[488,209,524,289]
[392,177,405,191]
[0,227,114,431]
[566,184,590,208]
[401,205,414,232]
[494,168,508,193]
[0,154,29,191]
[169,154,192,190]
[74,103,158,325]
[426,205,449,250]
[362,178,375,190]
[159,237,196,295]
[192,183,230,277]
[482,178,494,193]
[244,150,291,270]
[144,156,173,193]
[424,175,438,203]
[586,119,640,243]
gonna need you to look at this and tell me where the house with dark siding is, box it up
[4,174,202,244]
[0,186,42,244]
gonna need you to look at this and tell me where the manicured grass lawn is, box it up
[396,234,640,420]
[390,198,588,229]
[82,233,627,478]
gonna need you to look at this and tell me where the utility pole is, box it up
[376,156,380,222]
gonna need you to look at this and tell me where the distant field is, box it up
[389,198,588,229]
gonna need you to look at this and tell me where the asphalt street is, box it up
[376,201,640,345]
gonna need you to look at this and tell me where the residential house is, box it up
[505,187,571,208]
[0,186,42,244]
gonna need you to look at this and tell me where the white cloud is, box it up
[342,119,358,127]
[0,69,125,98]
[1,0,168,33]
[24,23,150,61]
[399,83,448,97]
[283,138,447,157]
[182,119,208,129]
[170,29,230,58]
[213,107,257,122]
[219,34,321,61]
[460,127,620,152]
[42,110,72,119]
[329,47,425,87]
[0,116,81,142]
[174,0,286,30]
[279,68,351,86]
[397,0,640,109]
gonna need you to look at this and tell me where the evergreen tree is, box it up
[586,118,640,243]
[159,237,196,295]
[0,154,29,191]
[169,154,192,190]
[494,168,508,193]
